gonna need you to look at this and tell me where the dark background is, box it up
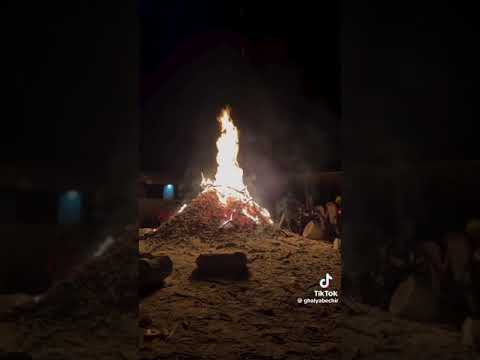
[1,1,138,214]
[341,2,478,290]
[1,3,137,173]
[140,0,340,184]
[0,2,138,293]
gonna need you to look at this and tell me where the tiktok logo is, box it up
[320,273,333,289]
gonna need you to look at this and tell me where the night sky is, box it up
[2,2,474,180]
[1,2,137,178]
[140,1,340,180]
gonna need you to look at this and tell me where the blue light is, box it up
[66,190,79,200]
[58,190,83,224]
[163,184,175,200]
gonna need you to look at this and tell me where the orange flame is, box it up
[201,108,272,224]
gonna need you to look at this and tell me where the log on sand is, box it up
[139,256,173,292]
[193,252,248,280]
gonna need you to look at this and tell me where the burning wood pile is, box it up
[142,108,274,251]
[151,190,270,243]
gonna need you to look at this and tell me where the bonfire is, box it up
[147,108,273,244]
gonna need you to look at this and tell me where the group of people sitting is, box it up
[275,192,342,241]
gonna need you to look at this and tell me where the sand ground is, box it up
[140,227,342,360]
